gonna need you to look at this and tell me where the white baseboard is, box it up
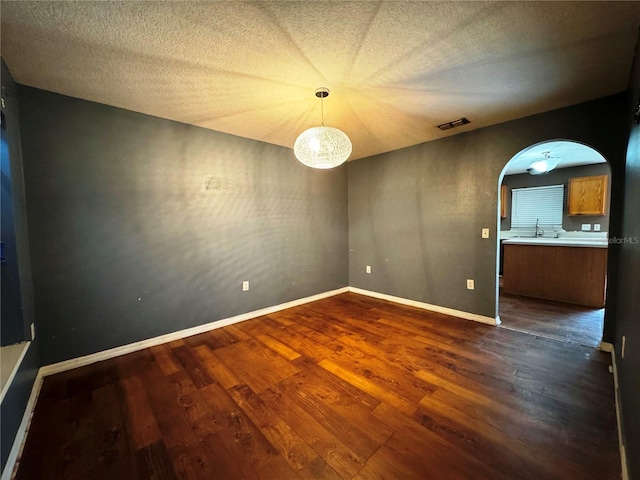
[607,346,629,480]
[1,369,45,480]
[347,287,499,326]
[40,287,349,377]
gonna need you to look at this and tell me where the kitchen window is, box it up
[510,184,564,228]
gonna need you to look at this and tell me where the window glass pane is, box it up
[511,185,564,227]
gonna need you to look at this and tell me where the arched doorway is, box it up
[496,140,611,346]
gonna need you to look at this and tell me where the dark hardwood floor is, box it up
[499,291,605,347]
[13,293,619,479]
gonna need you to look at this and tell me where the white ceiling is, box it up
[1,1,639,161]
[503,141,607,175]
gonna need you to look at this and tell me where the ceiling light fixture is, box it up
[528,151,561,175]
[294,87,352,169]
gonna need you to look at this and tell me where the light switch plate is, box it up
[466,279,475,290]
[581,224,591,231]
[594,224,601,231]
[481,228,490,239]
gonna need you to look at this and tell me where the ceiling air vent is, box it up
[437,117,470,130]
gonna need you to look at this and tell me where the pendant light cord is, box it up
[320,93,325,126]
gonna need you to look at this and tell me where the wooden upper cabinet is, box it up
[568,175,608,216]
[500,184,507,219]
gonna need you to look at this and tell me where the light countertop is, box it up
[502,237,608,248]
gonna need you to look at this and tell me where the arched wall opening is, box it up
[496,139,611,346]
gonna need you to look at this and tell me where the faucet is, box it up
[535,219,544,237]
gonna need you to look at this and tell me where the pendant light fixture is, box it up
[294,87,352,169]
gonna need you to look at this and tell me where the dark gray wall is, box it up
[0,59,40,475]
[1,59,35,344]
[348,94,628,321]
[18,86,348,366]
[2,103,24,344]
[615,29,640,480]
[501,163,611,232]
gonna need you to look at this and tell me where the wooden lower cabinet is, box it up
[503,244,607,308]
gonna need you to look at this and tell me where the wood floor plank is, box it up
[215,340,300,393]
[15,393,94,480]
[287,369,393,446]
[134,440,180,480]
[229,383,320,472]
[166,369,199,399]
[37,359,118,404]
[224,323,255,341]
[252,331,302,361]
[170,345,214,389]
[137,362,218,479]
[356,436,468,480]
[183,327,241,351]
[288,321,359,355]
[150,344,183,377]
[89,383,136,479]
[120,375,163,450]
[273,373,387,460]
[415,347,617,446]
[318,359,417,416]
[255,454,300,480]
[181,382,275,479]
[192,344,241,389]
[294,307,368,343]
[416,393,590,479]
[369,402,510,480]
[248,316,336,361]
[291,355,381,410]
[297,456,343,480]
[427,385,614,478]
[330,345,437,404]
[305,297,382,325]
[15,293,620,480]
[260,384,366,478]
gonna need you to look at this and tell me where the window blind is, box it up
[510,184,564,227]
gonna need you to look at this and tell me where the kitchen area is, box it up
[498,141,610,345]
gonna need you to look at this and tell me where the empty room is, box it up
[1,2,639,479]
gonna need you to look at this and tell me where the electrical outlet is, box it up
[242,281,249,291]
[581,224,591,231]
[594,224,601,231]
[622,335,626,359]
[481,228,490,239]
[366,265,371,274]
[466,279,475,290]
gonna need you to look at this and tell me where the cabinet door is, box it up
[500,184,507,219]
[568,175,607,216]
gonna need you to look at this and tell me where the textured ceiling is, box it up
[2,1,640,161]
